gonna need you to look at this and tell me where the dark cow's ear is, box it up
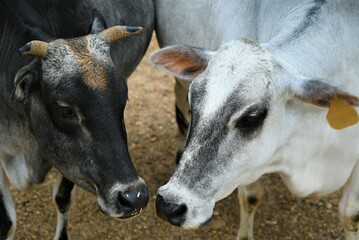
[13,60,41,102]
[89,9,107,34]
[150,45,215,81]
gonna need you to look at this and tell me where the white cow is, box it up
[152,0,359,239]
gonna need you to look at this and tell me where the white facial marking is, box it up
[87,35,111,62]
[42,41,78,85]
[200,40,272,118]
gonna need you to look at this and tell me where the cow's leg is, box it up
[237,180,264,240]
[174,79,191,164]
[0,167,16,240]
[53,175,75,240]
[339,161,359,240]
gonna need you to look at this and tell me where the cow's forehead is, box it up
[42,35,112,91]
[193,39,273,117]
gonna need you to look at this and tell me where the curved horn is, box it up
[19,40,49,58]
[100,25,143,44]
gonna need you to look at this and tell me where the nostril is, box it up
[118,186,149,213]
[118,192,133,210]
[172,204,187,218]
[156,194,187,226]
[136,186,149,208]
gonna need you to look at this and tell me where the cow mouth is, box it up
[101,208,144,220]
[116,208,144,219]
[97,190,147,220]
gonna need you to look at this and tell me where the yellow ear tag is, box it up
[326,96,359,130]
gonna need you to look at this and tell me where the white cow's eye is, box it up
[235,109,268,135]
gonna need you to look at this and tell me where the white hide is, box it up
[154,0,359,233]
[199,40,272,119]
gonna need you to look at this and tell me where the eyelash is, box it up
[60,106,78,120]
[235,109,268,135]
[56,101,79,122]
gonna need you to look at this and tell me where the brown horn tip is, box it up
[19,40,49,58]
[100,25,144,44]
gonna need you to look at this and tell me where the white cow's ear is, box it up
[150,45,214,81]
[291,79,359,129]
[292,79,359,107]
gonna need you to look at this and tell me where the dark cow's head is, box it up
[13,15,148,218]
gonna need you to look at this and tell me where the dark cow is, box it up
[0,0,154,239]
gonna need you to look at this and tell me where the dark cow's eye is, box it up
[60,106,77,120]
[50,102,80,133]
[55,101,79,121]
[235,109,268,135]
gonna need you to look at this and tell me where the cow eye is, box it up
[235,109,268,135]
[50,102,80,132]
[60,106,77,120]
[56,101,79,121]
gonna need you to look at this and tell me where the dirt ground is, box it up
[12,35,345,240]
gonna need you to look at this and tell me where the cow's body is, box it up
[0,0,154,239]
[153,0,359,239]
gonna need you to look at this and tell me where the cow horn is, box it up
[19,40,49,58]
[100,25,143,44]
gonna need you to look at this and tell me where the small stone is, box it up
[210,219,226,230]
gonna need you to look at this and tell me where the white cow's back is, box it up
[156,0,359,93]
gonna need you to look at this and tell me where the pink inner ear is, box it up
[152,49,207,79]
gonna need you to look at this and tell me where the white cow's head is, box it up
[151,39,359,227]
